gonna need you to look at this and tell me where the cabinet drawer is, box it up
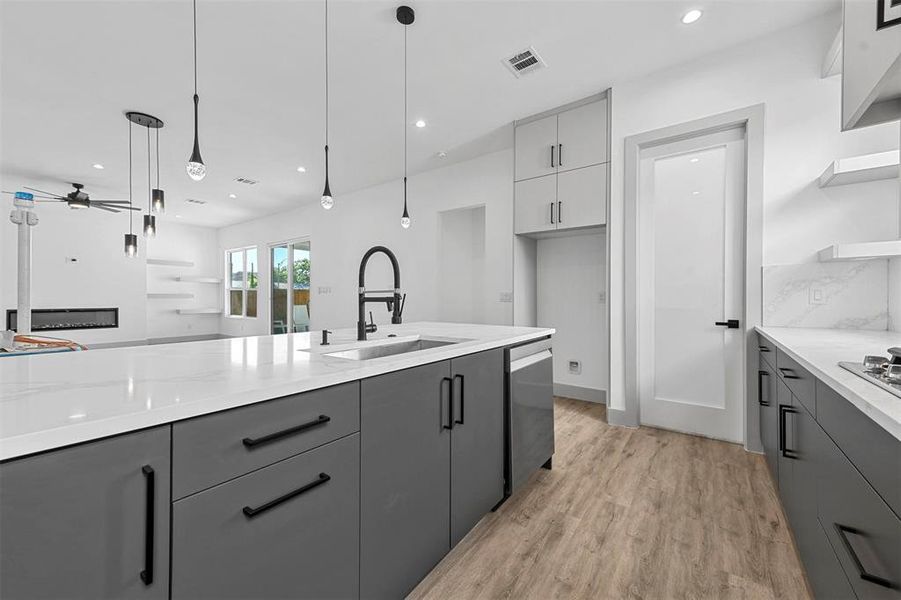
[775,351,816,417]
[817,380,901,519]
[172,382,359,499]
[756,333,776,366]
[819,428,901,599]
[172,434,360,600]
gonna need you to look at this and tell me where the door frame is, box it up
[614,104,764,451]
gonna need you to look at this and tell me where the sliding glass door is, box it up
[270,240,311,334]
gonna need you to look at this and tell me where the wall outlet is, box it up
[568,360,581,375]
[598,292,606,304]
[808,286,827,305]
[499,291,513,303]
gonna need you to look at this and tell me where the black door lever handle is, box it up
[715,319,740,329]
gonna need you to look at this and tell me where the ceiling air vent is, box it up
[185,198,206,205]
[234,177,259,185]
[503,46,546,78]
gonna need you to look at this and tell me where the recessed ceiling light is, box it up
[229,193,237,199]
[437,151,447,158]
[92,163,104,170]
[690,157,700,163]
[682,9,702,24]
[175,214,183,218]
[415,119,426,128]
[692,191,701,196]
[297,166,307,173]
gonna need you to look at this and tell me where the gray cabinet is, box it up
[450,349,505,546]
[361,360,452,599]
[171,434,359,600]
[0,427,171,600]
[758,359,778,480]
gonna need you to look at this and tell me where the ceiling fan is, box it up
[2,183,139,213]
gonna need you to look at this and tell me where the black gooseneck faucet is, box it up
[358,246,405,341]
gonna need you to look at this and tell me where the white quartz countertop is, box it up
[0,322,554,461]
[755,326,901,441]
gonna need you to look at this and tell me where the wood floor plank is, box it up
[408,397,811,600]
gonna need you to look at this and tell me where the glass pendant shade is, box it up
[400,176,411,228]
[321,183,334,210]
[143,214,156,237]
[186,94,206,181]
[124,233,138,257]
[151,188,165,212]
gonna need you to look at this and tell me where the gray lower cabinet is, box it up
[758,358,779,480]
[171,433,360,600]
[0,426,171,600]
[450,349,505,547]
[361,360,452,599]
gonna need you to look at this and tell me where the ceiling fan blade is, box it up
[23,186,64,198]
[95,202,141,211]
[92,205,120,213]
[34,199,66,203]
[90,199,131,204]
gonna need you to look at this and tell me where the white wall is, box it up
[146,222,222,340]
[537,231,607,394]
[608,12,900,412]
[438,206,488,324]
[217,148,515,336]
[890,258,901,332]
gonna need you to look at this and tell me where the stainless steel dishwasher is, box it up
[505,337,554,497]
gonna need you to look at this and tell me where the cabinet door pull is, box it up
[442,377,454,430]
[558,143,563,167]
[834,523,897,589]
[778,404,797,459]
[243,473,331,518]
[550,202,555,225]
[758,345,771,353]
[454,374,465,425]
[557,201,562,224]
[778,367,801,380]
[140,465,155,586]
[550,144,555,168]
[242,415,331,448]
[757,370,769,406]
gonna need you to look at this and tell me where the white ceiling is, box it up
[1,0,838,228]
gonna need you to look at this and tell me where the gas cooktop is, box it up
[839,347,901,400]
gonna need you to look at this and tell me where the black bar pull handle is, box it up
[758,370,769,406]
[550,202,555,224]
[778,367,801,380]
[834,524,897,589]
[442,377,454,430]
[243,473,330,519]
[140,465,155,586]
[550,144,555,168]
[758,345,771,353]
[778,405,797,459]
[243,415,331,448]
[557,200,562,224]
[454,374,465,425]
[558,143,563,167]
[715,319,740,329]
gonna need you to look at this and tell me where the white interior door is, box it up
[637,127,746,442]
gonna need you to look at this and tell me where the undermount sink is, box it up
[323,337,461,361]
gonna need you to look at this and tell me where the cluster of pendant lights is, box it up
[321,1,415,229]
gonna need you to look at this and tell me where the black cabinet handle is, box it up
[558,143,563,167]
[557,201,562,224]
[778,405,797,459]
[758,370,769,406]
[550,202,555,225]
[778,367,801,380]
[243,473,330,519]
[758,345,771,353]
[242,415,331,448]
[715,319,740,329]
[140,465,155,586]
[550,144,555,168]
[454,374,465,425]
[834,523,897,589]
[442,377,454,430]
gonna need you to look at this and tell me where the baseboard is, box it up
[606,406,639,428]
[554,383,606,404]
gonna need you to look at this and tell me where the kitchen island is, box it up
[0,322,554,599]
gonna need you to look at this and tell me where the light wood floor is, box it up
[409,397,811,600]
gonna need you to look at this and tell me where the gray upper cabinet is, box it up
[514,114,557,181]
[556,99,608,172]
[171,434,360,600]
[0,427,171,600]
[361,360,452,600]
[450,349,505,547]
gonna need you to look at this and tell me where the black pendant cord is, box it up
[324,0,329,148]
[146,127,152,213]
[155,126,160,189]
[128,121,133,234]
[193,0,198,97]
[402,22,409,219]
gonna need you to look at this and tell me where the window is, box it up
[227,247,258,318]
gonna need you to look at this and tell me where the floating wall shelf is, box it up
[147,258,195,267]
[175,276,222,284]
[818,240,901,262]
[818,150,899,188]
[147,293,194,299]
[176,308,222,315]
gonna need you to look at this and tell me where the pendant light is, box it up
[143,127,156,237]
[152,127,165,212]
[124,119,138,257]
[186,0,206,181]
[320,0,334,210]
[397,5,414,229]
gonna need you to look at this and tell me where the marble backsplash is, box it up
[763,260,889,330]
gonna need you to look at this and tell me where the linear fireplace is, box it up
[6,308,119,332]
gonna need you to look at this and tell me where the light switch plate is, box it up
[318,286,332,295]
[568,360,581,374]
[499,292,513,303]
[808,286,827,305]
